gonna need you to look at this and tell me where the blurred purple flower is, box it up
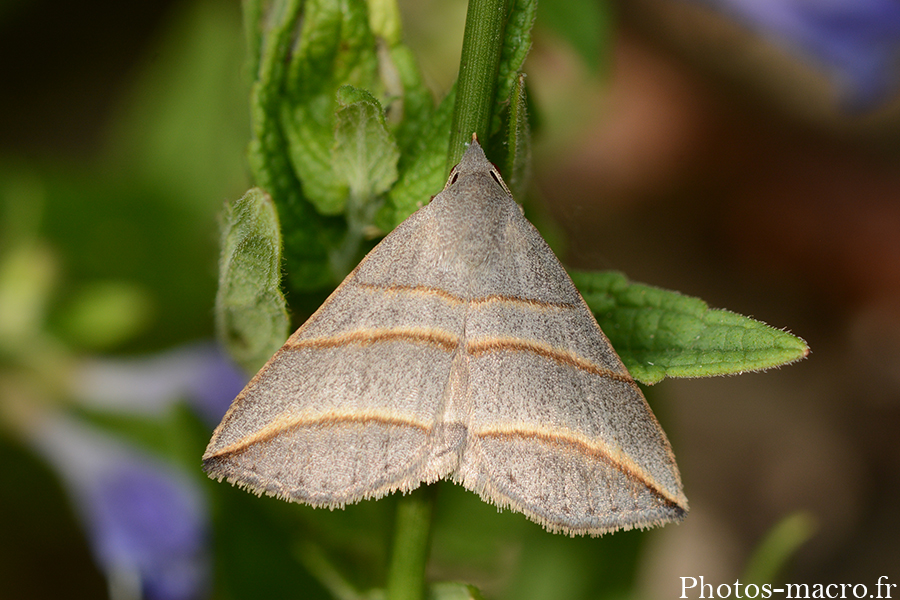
[687,0,900,110]
[73,342,247,425]
[30,415,209,600]
[22,342,247,599]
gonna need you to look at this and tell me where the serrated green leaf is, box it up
[334,85,400,205]
[276,0,349,215]
[571,270,809,385]
[216,188,289,374]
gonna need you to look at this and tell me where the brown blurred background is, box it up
[526,1,900,596]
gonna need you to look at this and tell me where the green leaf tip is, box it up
[216,188,290,375]
[334,85,400,206]
[742,511,817,586]
[428,582,487,600]
[571,270,809,385]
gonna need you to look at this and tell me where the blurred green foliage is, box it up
[0,0,250,354]
[0,3,250,598]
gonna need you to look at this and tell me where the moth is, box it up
[203,137,687,535]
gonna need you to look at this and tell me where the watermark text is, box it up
[680,575,896,599]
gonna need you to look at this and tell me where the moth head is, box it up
[443,137,513,198]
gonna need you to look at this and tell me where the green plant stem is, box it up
[447,0,510,170]
[385,486,437,600]
[384,2,512,593]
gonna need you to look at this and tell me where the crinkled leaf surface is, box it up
[246,0,340,295]
[280,0,380,216]
[244,0,447,298]
[571,271,809,385]
[378,88,456,230]
[333,86,400,205]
